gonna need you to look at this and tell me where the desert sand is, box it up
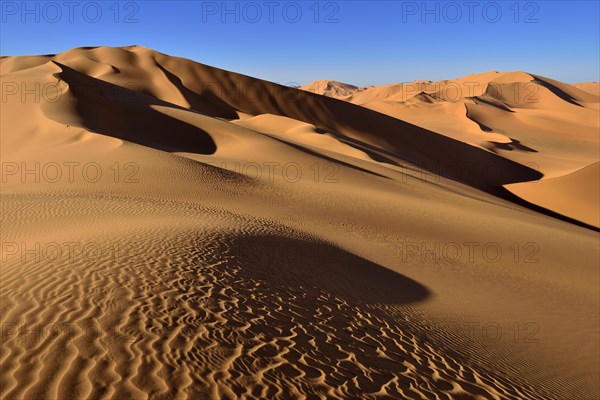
[0,46,598,399]
[572,82,600,96]
[303,73,600,227]
[300,80,372,98]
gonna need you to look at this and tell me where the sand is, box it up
[300,80,371,98]
[1,46,598,399]
[572,82,600,96]
[303,72,600,226]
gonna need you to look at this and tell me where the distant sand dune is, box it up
[572,81,600,96]
[304,71,599,225]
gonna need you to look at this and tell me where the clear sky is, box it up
[1,1,598,86]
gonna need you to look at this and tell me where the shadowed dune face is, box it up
[221,235,430,305]
[43,62,217,154]
[153,53,544,188]
[3,46,545,189]
[153,61,239,119]
[1,46,599,399]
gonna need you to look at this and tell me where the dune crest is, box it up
[572,81,600,96]
[303,70,600,225]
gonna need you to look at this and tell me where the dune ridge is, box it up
[304,71,600,226]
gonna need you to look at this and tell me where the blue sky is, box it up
[1,1,598,86]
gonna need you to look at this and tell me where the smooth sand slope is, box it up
[1,46,599,400]
[572,82,600,96]
[505,162,600,227]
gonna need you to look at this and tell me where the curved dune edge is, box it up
[304,72,599,179]
[504,162,600,228]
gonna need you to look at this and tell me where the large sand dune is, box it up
[303,72,600,226]
[1,46,599,399]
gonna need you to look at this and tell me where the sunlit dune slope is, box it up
[303,70,600,226]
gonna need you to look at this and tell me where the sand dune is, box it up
[1,46,598,399]
[300,80,364,98]
[572,81,600,96]
[505,162,600,227]
[312,71,600,225]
